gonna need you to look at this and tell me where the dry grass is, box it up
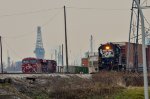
[7,72,150,99]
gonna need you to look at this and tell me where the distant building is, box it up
[5,61,22,73]
[81,58,88,67]
[81,52,99,73]
[15,61,22,71]
[7,54,11,67]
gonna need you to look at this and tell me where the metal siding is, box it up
[125,43,134,69]
[125,43,149,70]
[146,45,150,69]
[138,44,143,67]
[67,66,89,74]
[68,66,76,73]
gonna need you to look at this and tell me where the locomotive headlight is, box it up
[105,46,110,50]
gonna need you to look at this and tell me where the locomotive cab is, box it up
[98,43,122,71]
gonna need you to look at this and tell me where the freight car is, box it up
[65,66,89,74]
[98,43,123,70]
[22,57,56,73]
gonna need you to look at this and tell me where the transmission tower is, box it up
[128,0,150,72]
[34,26,45,59]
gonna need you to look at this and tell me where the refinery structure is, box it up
[0,0,150,98]
[34,26,45,59]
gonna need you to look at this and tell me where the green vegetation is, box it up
[113,87,150,99]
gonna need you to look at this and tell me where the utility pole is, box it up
[0,36,3,73]
[134,0,140,72]
[90,35,94,67]
[55,49,57,63]
[64,6,69,73]
[58,45,61,66]
[127,0,134,71]
[90,35,93,53]
[134,0,149,99]
[62,44,64,66]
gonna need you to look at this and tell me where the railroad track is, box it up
[0,73,92,79]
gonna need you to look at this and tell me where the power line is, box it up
[141,0,150,6]
[141,0,148,6]
[133,9,150,27]
[2,8,62,62]
[67,6,130,11]
[3,32,35,39]
[41,9,62,27]
[138,32,150,40]
[3,38,23,59]
[3,9,62,39]
[130,24,150,39]
[0,7,62,18]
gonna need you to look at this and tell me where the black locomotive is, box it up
[98,43,122,70]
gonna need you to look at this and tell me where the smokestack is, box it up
[90,35,93,53]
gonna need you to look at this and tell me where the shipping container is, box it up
[113,42,150,71]
[64,66,89,74]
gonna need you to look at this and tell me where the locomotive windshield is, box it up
[30,59,37,64]
[100,49,114,58]
[100,45,114,58]
[22,60,29,64]
[22,59,37,64]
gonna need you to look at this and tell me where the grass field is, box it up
[0,72,150,99]
[113,87,150,99]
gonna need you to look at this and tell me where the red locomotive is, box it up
[22,57,56,73]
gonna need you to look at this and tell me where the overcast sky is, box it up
[0,0,150,65]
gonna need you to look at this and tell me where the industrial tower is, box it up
[7,51,11,67]
[128,0,150,71]
[90,35,93,53]
[34,26,45,59]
